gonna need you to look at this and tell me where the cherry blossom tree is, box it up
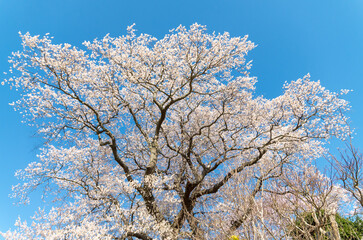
[1,24,350,239]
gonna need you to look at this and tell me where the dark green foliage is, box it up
[289,211,363,240]
[336,215,363,240]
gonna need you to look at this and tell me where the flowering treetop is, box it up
[1,24,350,239]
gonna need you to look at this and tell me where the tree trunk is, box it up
[329,214,341,240]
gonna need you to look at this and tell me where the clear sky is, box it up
[1,0,363,234]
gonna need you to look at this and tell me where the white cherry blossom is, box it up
[1,24,350,240]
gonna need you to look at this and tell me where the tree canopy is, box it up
[1,24,353,239]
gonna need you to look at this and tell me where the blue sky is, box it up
[1,0,363,234]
